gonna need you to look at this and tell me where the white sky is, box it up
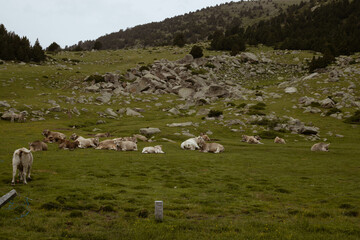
[0,0,233,48]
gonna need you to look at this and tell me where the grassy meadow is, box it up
[0,46,359,239]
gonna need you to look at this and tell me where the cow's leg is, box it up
[27,164,32,180]
[22,166,28,184]
[11,165,17,185]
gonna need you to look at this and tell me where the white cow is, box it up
[71,133,99,148]
[274,136,286,144]
[117,140,138,151]
[142,145,164,154]
[181,136,203,150]
[311,142,330,152]
[12,148,33,185]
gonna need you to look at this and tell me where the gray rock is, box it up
[85,84,100,92]
[126,108,143,117]
[300,126,319,135]
[0,101,10,108]
[177,54,194,64]
[96,92,112,103]
[167,122,193,127]
[105,108,118,117]
[178,88,195,99]
[285,87,297,94]
[139,127,161,136]
[168,108,181,115]
[206,85,228,98]
[239,52,259,63]
[320,98,335,108]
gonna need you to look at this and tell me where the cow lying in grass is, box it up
[311,142,330,152]
[96,139,117,150]
[71,133,99,148]
[29,140,48,151]
[274,136,286,144]
[58,139,79,150]
[117,140,138,151]
[113,136,137,143]
[43,129,66,143]
[242,135,263,144]
[198,137,224,153]
[142,145,164,154]
[12,147,33,185]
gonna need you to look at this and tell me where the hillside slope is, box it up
[75,0,306,50]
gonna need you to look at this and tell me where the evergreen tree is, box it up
[31,39,46,62]
[47,42,61,52]
[173,33,186,47]
[93,41,102,50]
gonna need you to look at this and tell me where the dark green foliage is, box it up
[205,62,215,68]
[326,108,342,116]
[0,24,45,62]
[247,109,266,116]
[85,74,105,83]
[47,42,61,52]
[191,68,208,75]
[308,52,335,72]
[259,130,282,139]
[69,211,83,218]
[138,209,149,218]
[249,102,266,110]
[310,102,321,107]
[173,33,186,47]
[93,41,102,50]
[251,118,282,129]
[210,29,245,54]
[139,65,150,72]
[245,0,360,58]
[208,110,223,118]
[344,110,360,125]
[189,45,203,58]
[237,103,247,108]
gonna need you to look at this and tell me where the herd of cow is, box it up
[10,129,330,185]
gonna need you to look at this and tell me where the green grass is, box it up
[0,46,359,239]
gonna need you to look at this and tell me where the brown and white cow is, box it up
[116,140,138,151]
[242,135,263,144]
[29,140,48,151]
[198,137,224,153]
[96,139,117,150]
[274,136,286,144]
[42,129,66,143]
[58,139,79,150]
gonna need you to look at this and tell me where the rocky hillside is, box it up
[74,0,306,50]
[3,46,358,143]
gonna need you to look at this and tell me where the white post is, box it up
[0,189,17,208]
[155,201,163,221]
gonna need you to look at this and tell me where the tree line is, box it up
[0,24,45,62]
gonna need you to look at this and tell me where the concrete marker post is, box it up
[0,189,17,208]
[155,201,163,222]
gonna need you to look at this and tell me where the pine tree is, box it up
[31,39,46,62]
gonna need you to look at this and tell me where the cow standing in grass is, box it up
[11,148,33,185]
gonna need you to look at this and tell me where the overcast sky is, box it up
[0,0,232,48]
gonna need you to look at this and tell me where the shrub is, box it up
[237,103,247,108]
[259,130,282,139]
[85,74,105,83]
[190,45,203,58]
[249,102,266,110]
[139,65,150,72]
[208,110,223,118]
[326,108,342,116]
[69,211,83,218]
[344,110,360,124]
[247,109,266,116]
[191,68,208,75]
[308,53,335,73]
[205,62,216,68]
[251,118,282,129]
[310,102,321,107]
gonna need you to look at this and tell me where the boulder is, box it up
[104,73,119,83]
[285,87,297,94]
[239,52,259,63]
[300,126,319,135]
[105,108,118,117]
[139,127,161,136]
[168,108,181,115]
[206,85,228,98]
[177,54,194,64]
[0,101,10,108]
[126,108,143,117]
[96,92,112,103]
[178,88,195,99]
[166,122,193,127]
[85,84,100,92]
[319,98,335,108]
